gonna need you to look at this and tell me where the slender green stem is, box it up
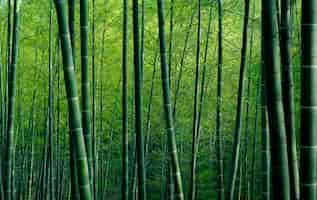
[280,0,299,199]
[157,0,184,199]
[216,1,225,199]
[262,0,290,199]
[132,0,146,199]
[300,0,317,199]
[122,0,129,199]
[68,0,75,68]
[225,0,250,199]
[189,1,201,199]
[53,0,92,199]
[3,1,20,199]
[80,0,92,193]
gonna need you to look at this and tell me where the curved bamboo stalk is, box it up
[53,0,92,199]
[157,0,184,199]
[66,0,80,198]
[79,0,93,193]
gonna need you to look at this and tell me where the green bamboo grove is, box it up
[0,0,316,199]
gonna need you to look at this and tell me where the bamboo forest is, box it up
[0,0,316,199]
